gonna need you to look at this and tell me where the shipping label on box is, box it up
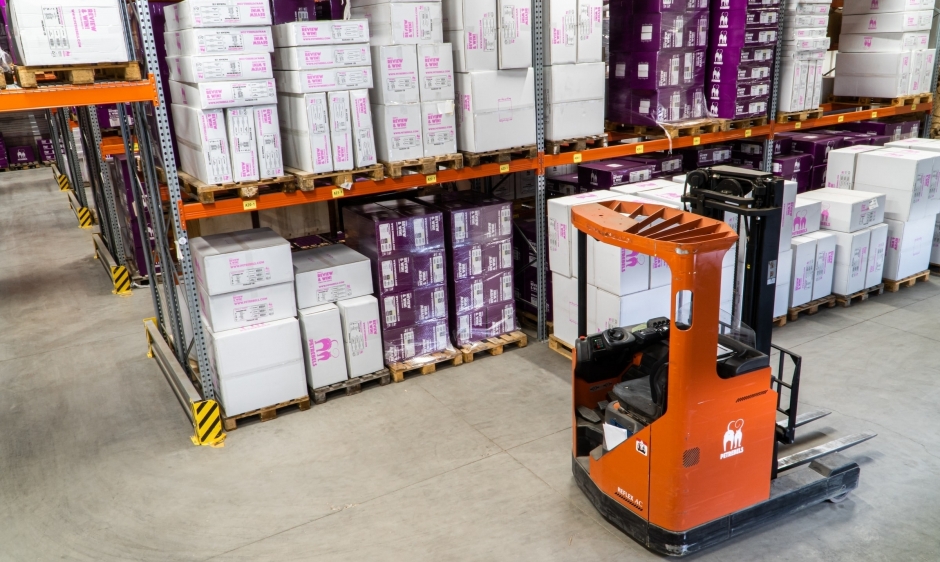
[226,107,260,183]
[299,304,350,389]
[577,0,603,63]
[807,231,836,300]
[545,0,578,65]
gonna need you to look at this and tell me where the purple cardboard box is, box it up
[899,120,920,139]
[730,151,766,171]
[517,266,552,320]
[612,49,705,90]
[709,60,772,85]
[611,0,707,14]
[707,80,771,103]
[315,0,346,19]
[377,199,446,250]
[714,0,782,8]
[713,7,778,30]
[789,169,812,193]
[343,204,419,259]
[868,134,891,146]
[707,94,768,120]
[680,145,733,169]
[711,25,777,48]
[454,308,489,346]
[622,153,684,175]
[271,0,317,24]
[772,153,814,176]
[735,137,792,156]
[788,133,845,164]
[836,121,904,141]
[452,270,514,314]
[486,301,518,337]
[415,193,512,248]
[810,165,827,190]
[375,249,447,294]
[578,159,656,189]
[546,173,587,195]
[379,284,447,331]
[384,319,449,364]
[709,45,775,71]
[628,11,708,52]
[453,239,513,280]
[608,86,705,126]
[8,145,35,165]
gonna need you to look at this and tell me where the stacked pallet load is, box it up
[293,244,385,391]
[37,138,59,165]
[415,192,517,349]
[273,17,376,181]
[777,0,830,115]
[706,0,780,120]
[834,0,934,99]
[107,154,159,281]
[342,200,452,365]
[608,0,709,126]
[190,229,308,419]
[543,0,606,143]
[166,0,283,188]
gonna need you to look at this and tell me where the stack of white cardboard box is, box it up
[778,0,831,112]
[273,17,377,174]
[293,244,386,389]
[834,0,935,98]
[836,140,940,281]
[444,0,537,153]
[192,228,306,416]
[351,0,459,162]
[544,0,605,142]
[166,0,285,186]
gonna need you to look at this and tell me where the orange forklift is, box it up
[569,167,875,556]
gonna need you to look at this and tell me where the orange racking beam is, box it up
[0,75,159,113]
[774,102,932,133]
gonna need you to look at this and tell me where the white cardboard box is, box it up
[165,0,272,31]
[833,52,912,98]
[204,317,307,416]
[164,28,274,56]
[349,89,379,168]
[337,296,385,377]
[544,0,578,65]
[545,100,605,141]
[372,103,425,161]
[778,59,809,112]
[191,227,294,295]
[779,180,799,252]
[273,20,370,47]
[169,79,277,109]
[225,107,260,183]
[352,3,443,45]
[498,0,533,69]
[932,215,940,265]
[294,245,374,308]
[552,273,598,344]
[828,229,871,296]
[547,190,616,277]
[775,249,793,318]
[854,148,936,221]
[544,62,606,105]
[171,104,234,185]
[596,285,672,331]
[455,69,536,153]
[370,45,421,105]
[9,0,130,66]
[299,304,350,389]
[838,32,929,53]
[168,53,274,83]
[798,188,886,233]
[576,0,603,63]
[593,240,650,297]
[443,0,498,71]
[278,92,334,173]
[883,215,936,280]
[841,11,933,34]
[421,100,458,157]
[792,197,823,237]
[885,138,940,152]
[790,236,817,307]
[253,105,284,178]
[842,0,930,15]
[417,43,456,102]
[328,91,355,171]
[198,281,297,332]
[807,231,836,301]
[825,146,882,190]
[273,67,375,93]
[865,223,890,289]
[273,45,372,70]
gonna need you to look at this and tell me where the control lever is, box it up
[574,318,670,383]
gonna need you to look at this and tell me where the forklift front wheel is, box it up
[827,491,851,504]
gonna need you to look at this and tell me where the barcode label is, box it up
[432,255,444,283]
[381,260,395,289]
[501,274,512,301]
[500,208,511,236]
[414,218,427,247]
[433,288,445,317]
[435,323,447,350]
[455,213,468,242]
[379,224,392,254]
[473,280,484,308]
[638,63,649,79]
[403,329,415,358]
[458,315,470,343]
[500,242,512,269]
[502,306,514,331]
[384,296,398,325]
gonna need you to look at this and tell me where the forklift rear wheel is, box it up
[827,491,850,504]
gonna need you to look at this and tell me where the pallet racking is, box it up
[7,1,937,442]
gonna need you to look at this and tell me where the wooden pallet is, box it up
[221,396,311,431]
[14,62,142,88]
[9,163,42,171]
[719,116,770,131]
[831,93,933,108]
[773,316,787,328]
[383,153,464,179]
[787,295,838,322]
[178,170,297,204]
[519,310,553,334]
[462,145,538,168]
[835,283,885,307]
[388,348,463,383]
[310,369,391,405]
[776,108,825,124]
[286,164,385,191]
[545,134,609,156]
[607,119,723,138]
[548,335,574,360]
[884,270,931,293]
[460,331,528,363]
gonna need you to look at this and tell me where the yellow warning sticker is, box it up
[111,266,131,295]
[693,137,701,146]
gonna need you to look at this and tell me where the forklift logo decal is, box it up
[636,440,648,456]
[720,419,745,459]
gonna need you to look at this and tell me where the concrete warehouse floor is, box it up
[1,167,939,561]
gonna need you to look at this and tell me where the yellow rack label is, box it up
[635,145,645,154]
[500,164,510,173]
[693,137,701,146]
[573,153,583,163]
[332,188,345,198]
[242,200,258,211]
[426,174,437,184]
[745,129,752,138]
